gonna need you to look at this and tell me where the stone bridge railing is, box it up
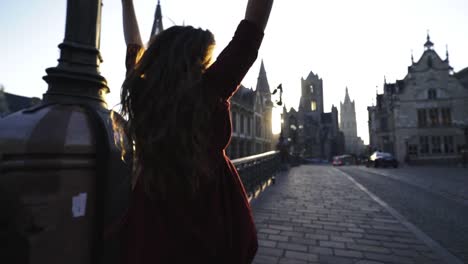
[232,151,281,198]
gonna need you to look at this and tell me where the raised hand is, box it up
[245,0,274,32]
[122,0,143,47]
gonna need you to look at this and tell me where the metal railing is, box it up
[232,151,281,198]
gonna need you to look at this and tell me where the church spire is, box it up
[411,49,414,64]
[150,0,164,38]
[259,59,266,76]
[344,87,351,103]
[256,59,271,95]
[446,44,449,62]
[424,31,434,50]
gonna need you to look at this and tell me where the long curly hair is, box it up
[120,26,216,201]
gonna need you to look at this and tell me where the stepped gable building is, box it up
[340,87,365,155]
[226,60,274,159]
[0,86,41,117]
[281,71,344,160]
[368,34,468,165]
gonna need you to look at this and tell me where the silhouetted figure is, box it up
[118,0,273,263]
[276,132,289,169]
[463,146,468,168]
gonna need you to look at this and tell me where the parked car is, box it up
[366,152,398,168]
[332,155,355,166]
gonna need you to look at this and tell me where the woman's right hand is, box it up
[122,0,143,47]
[245,0,274,32]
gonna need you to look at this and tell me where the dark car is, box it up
[366,151,398,168]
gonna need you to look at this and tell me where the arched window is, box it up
[232,112,237,132]
[240,114,245,134]
[428,89,437,100]
[311,101,317,111]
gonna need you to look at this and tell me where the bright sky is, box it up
[1,0,468,144]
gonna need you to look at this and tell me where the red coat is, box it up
[123,20,264,264]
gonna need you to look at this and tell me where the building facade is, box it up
[282,71,344,160]
[340,87,365,155]
[368,35,468,165]
[226,61,274,159]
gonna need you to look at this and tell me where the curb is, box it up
[334,168,464,264]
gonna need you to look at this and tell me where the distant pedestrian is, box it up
[118,0,273,263]
[463,147,468,168]
[276,133,289,169]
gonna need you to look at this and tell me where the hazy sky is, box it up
[1,0,468,144]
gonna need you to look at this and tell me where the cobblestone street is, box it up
[250,165,463,264]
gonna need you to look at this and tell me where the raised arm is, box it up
[203,0,274,99]
[245,0,274,32]
[121,0,143,47]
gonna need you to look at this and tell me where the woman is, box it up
[119,0,273,263]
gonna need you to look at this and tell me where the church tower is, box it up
[340,87,358,153]
[255,60,273,150]
[299,71,324,118]
[256,60,272,101]
[150,0,164,39]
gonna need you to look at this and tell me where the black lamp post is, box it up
[272,84,289,166]
[272,84,283,119]
[43,2,108,105]
[272,83,284,143]
[0,1,131,263]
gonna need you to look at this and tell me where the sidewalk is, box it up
[250,165,459,264]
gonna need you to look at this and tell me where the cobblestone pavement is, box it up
[250,165,456,264]
[339,166,468,263]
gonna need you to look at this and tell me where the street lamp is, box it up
[0,1,131,263]
[272,84,290,167]
[272,83,283,106]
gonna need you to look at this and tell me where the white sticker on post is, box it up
[72,192,88,218]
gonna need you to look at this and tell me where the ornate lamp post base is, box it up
[0,1,131,263]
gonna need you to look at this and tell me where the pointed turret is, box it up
[256,59,271,95]
[446,44,449,62]
[150,0,164,39]
[424,31,434,50]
